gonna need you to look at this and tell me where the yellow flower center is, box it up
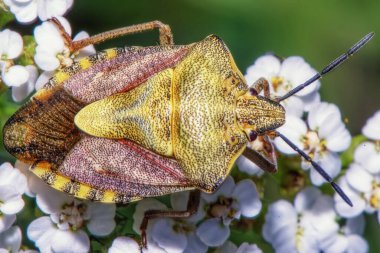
[303,131,327,157]
[370,183,380,208]
[271,76,284,92]
[59,202,87,231]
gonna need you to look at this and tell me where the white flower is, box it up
[274,102,351,186]
[263,187,340,253]
[0,163,27,233]
[0,226,38,253]
[353,111,380,174]
[0,29,38,101]
[108,237,140,253]
[216,241,263,253]
[0,29,27,86]
[354,142,380,174]
[133,192,207,253]
[34,17,95,72]
[3,0,73,23]
[335,163,380,222]
[322,215,368,253]
[362,110,380,140]
[11,65,38,102]
[245,55,321,114]
[27,183,116,253]
[0,185,24,233]
[0,29,23,60]
[197,177,262,247]
[0,162,27,195]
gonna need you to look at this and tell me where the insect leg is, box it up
[243,135,277,173]
[250,77,271,98]
[50,18,174,53]
[139,190,201,248]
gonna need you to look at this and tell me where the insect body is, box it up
[3,27,285,202]
[2,19,373,246]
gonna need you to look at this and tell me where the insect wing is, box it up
[32,136,194,203]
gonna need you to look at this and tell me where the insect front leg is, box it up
[50,18,174,53]
[139,190,201,248]
[243,135,278,173]
[250,77,271,98]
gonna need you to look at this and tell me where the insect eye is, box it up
[249,131,257,142]
[249,88,258,96]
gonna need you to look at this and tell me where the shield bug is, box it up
[2,18,374,247]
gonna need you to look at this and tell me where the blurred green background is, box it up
[1,0,380,252]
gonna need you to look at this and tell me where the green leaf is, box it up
[18,35,36,66]
[0,6,14,29]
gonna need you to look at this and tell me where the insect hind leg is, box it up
[139,190,201,248]
[50,18,174,53]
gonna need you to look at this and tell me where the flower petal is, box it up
[36,186,73,215]
[347,234,368,253]
[37,1,72,21]
[151,218,187,253]
[308,102,340,131]
[2,65,29,87]
[202,176,235,203]
[183,233,207,253]
[325,125,351,152]
[236,243,263,253]
[109,237,140,253]
[235,155,264,177]
[196,218,230,247]
[0,226,22,252]
[245,55,281,86]
[231,179,262,217]
[362,110,380,140]
[0,215,16,233]
[0,29,23,59]
[86,202,116,236]
[279,56,320,96]
[300,91,320,112]
[334,178,366,218]
[6,0,37,23]
[345,163,372,193]
[274,115,307,154]
[281,96,304,118]
[308,152,341,186]
[294,187,321,212]
[27,216,56,250]
[12,65,38,102]
[34,47,61,71]
[344,215,365,235]
[35,71,54,91]
[51,229,90,253]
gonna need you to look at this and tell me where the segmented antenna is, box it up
[275,131,353,207]
[278,32,374,102]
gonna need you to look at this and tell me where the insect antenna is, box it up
[275,131,353,207]
[277,32,374,102]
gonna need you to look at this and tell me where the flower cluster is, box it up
[335,111,380,222]
[0,163,29,252]
[1,1,94,102]
[0,2,379,252]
